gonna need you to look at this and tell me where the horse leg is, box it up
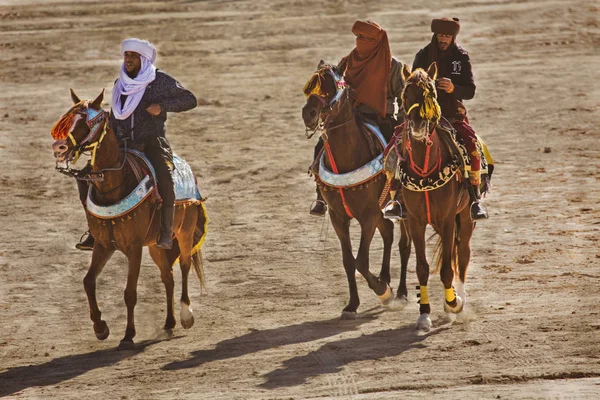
[148,246,177,335]
[396,220,411,304]
[175,228,196,330]
[329,214,359,318]
[355,217,393,305]
[455,208,475,308]
[377,218,394,285]
[409,218,432,331]
[83,244,114,340]
[440,217,463,314]
[120,245,143,348]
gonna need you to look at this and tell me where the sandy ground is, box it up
[1,0,599,399]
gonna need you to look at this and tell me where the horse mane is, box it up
[51,101,86,140]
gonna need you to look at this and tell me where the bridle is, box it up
[55,103,124,181]
[401,73,441,143]
[304,66,348,139]
[66,102,109,166]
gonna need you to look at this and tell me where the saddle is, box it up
[382,118,494,193]
[86,150,202,219]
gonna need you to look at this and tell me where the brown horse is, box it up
[51,90,207,348]
[394,63,475,331]
[302,61,411,318]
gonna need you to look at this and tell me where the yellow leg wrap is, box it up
[419,286,430,305]
[445,287,456,303]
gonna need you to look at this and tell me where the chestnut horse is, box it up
[302,62,411,318]
[51,90,207,348]
[393,63,475,331]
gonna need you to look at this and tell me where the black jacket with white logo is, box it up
[413,41,475,118]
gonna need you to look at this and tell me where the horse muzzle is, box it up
[52,139,73,162]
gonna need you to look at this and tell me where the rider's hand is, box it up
[146,104,162,116]
[436,78,455,94]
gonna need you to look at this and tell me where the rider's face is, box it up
[436,34,453,51]
[123,51,141,76]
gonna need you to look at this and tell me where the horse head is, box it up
[301,60,347,135]
[51,89,108,166]
[401,62,441,142]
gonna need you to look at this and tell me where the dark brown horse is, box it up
[395,63,474,331]
[51,90,207,347]
[302,61,411,318]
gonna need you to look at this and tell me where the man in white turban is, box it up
[76,38,197,251]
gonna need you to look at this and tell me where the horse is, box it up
[302,61,411,319]
[50,89,208,348]
[391,62,477,331]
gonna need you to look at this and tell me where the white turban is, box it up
[120,38,157,64]
[112,38,158,120]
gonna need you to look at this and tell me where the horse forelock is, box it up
[402,69,440,123]
[51,101,87,141]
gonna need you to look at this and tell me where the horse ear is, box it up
[426,62,438,80]
[317,59,325,69]
[70,88,81,104]
[401,64,411,82]
[90,89,105,110]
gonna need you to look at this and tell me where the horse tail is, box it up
[191,202,208,292]
[168,202,208,292]
[432,215,460,277]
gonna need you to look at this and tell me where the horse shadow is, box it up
[0,338,172,398]
[259,324,447,390]
[162,308,384,371]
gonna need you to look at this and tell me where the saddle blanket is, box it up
[317,121,387,188]
[86,151,202,219]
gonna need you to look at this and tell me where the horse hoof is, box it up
[181,315,194,329]
[416,314,432,332]
[444,295,464,314]
[389,295,408,310]
[118,340,135,350]
[94,321,110,341]
[378,284,394,305]
[180,302,194,329]
[340,311,357,320]
[163,328,174,338]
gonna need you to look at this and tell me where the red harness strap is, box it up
[406,128,442,225]
[324,141,354,219]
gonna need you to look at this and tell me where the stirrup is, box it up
[75,231,94,251]
[470,201,488,221]
[383,200,405,221]
[309,200,327,217]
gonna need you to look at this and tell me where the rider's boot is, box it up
[157,205,175,249]
[310,187,327,217]
[469,171,488,221]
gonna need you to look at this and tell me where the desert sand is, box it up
[1,0,599,399]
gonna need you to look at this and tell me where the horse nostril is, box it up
[59,145,68,152]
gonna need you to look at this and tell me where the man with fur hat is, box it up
[310,20,406,218]
[412,17,487,220]
[76,38,197,250]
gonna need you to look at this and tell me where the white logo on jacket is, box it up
[452,60,462,74]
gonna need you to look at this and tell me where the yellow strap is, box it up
[444,287,456,303]
[406,103,420,115]
[419,286,430,305]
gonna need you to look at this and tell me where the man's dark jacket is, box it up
[110,70,197,143]
[412,40,475,119]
